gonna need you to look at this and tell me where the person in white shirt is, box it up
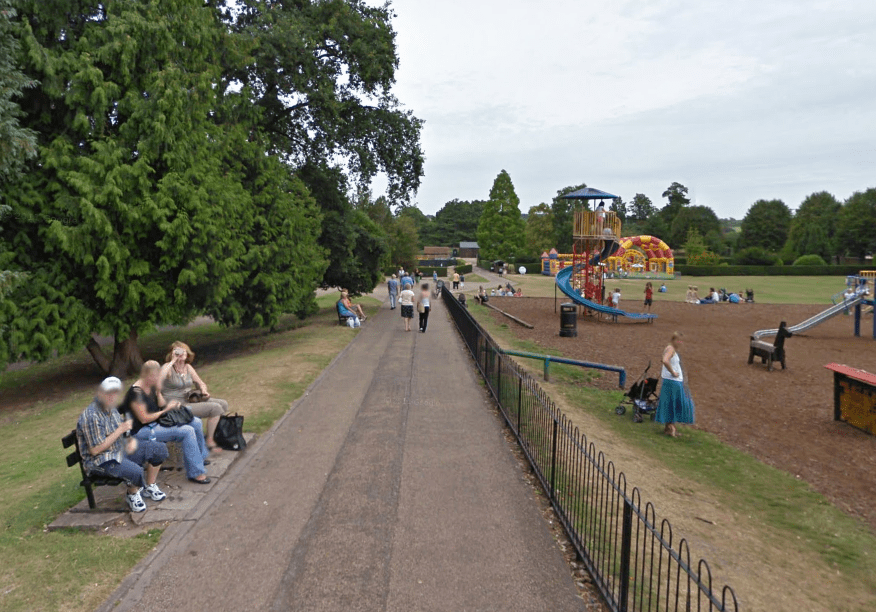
[710,289,720,302]
[398,285,416,332]
[655,332,695,437]
[611,288,621,308]
[418,284,431,332]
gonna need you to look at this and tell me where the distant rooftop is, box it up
[459,241,479,249]
[560,187,619,201]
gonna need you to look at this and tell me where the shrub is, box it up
[676,264,863,276]
[687,251,722,266]
[734,247,777,266]
[455,263,473,275]
[418,267,448,277]
[793,254,828,266]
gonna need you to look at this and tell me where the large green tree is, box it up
[739,199,792,250]
[550,184,587,253]
[429,199,484,247]
[222,0,424,202]
[836,189,876,262]
[659,182,691,229]
[525,203,555,258]
[627,193,658,222]
[669,205,720,248]
[0,0,36,182]
[2,0,326,374]
[478,170,526,261]
[786,191,841,261]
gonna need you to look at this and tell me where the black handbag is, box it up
[158,406,195,427]
[214,413,247,451]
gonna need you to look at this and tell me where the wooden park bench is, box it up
[61,430,123,510]
[748,322,792,371]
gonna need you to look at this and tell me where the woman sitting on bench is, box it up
[123,361,211,484]
[341,290,367,322]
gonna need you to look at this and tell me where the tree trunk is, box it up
[86,330,144,377]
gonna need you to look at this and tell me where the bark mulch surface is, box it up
[485,296,876,530]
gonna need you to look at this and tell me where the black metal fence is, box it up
[442,287,739,612]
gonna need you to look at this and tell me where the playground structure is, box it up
[549,187,656,322]
[541,235,674,279]
[752,275,875,343]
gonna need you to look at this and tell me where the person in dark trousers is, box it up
[418,283,431,332]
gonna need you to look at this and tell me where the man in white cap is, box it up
[76,376,169,512]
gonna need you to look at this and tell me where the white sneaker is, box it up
[126,490,147,513]
[141,483,166,501]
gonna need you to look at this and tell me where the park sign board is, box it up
[825,363,876,435]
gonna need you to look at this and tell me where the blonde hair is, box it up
[165,341,194,364]
[671,331,684,342]
[141,360,161,376]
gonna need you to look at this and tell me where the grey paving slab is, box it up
[98,298,585,612]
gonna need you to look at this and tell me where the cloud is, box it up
[383,0,876,218]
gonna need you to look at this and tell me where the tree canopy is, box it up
[836,189,876,262]
[786,191,841,261]
[550,184,586,253]
[477,170,526,261]
[739,199,792,250]
[669,205,720,247]
[525,203,554,257]
[0,0,36,182]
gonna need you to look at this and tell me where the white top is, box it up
[711,291,719,301]
[611,291,621,305]
[420,294,430,308]
[662,349,683,382]
[399,289,415,306]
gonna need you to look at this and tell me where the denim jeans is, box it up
[136,418,208,479]
[96,439,169,488]
[389,292,397,308]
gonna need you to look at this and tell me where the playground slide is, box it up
[752,294,865,339]
[556,265,657,321]
[589,239,620,266]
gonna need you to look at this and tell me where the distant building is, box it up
[423,246,452,258]
[458,241,480,258]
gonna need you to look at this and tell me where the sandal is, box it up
[207,444,223,454]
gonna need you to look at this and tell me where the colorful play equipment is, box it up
[825,363,876,435]
[753,276,874,341]
[541,235,674,279]
[551,187,656,322]
[606,235,674,276]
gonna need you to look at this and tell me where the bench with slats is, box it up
[62,430,123,510]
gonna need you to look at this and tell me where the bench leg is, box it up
[767,355,773,371]
[84,481,97,510]
[747,348,754,365]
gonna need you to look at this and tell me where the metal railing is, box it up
[442,287,739,612]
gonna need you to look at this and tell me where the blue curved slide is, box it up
[556,265,657,321]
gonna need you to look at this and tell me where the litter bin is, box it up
[560,303,577,338]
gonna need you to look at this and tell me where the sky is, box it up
[378,0,876,219]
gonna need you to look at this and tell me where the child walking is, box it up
[644,282,653,312]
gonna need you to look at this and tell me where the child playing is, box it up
[644,282,653,312]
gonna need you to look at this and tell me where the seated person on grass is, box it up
[77,377,168,513]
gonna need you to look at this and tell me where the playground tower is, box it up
[563,188,622,303]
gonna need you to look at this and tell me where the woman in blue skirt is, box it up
[656,332,695,437]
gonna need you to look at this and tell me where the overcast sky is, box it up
[382,0,876,219]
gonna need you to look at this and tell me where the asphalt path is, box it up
[99,294,584,612]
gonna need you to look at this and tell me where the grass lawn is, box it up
[467,302,876,610]
[489,273,854,305]
[0,295,378,612]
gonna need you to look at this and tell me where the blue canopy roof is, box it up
[560,187,619,200]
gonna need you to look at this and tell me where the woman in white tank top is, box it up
[656,332,695,437]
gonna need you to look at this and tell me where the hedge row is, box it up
[676,264,867,277]
[513,262,544,274]
[455,263,473,275]
[417,267,448,277]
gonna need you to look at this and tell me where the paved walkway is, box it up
[99,296,585,612]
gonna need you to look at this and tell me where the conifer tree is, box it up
[477,170,527,262]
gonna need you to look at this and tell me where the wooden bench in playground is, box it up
[748,322,792,371]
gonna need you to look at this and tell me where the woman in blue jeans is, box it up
[121,361,211,483]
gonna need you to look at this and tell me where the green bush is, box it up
[793,254,828,266]
[676,264,863,277]
[455,263,473,275]
[734,247,778,266]
[511,262,543,274]
[688,251,722,266]
[418,267,448,277]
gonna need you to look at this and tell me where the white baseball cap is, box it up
[99,376,123,392]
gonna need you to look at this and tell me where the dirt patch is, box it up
[483,297,876,531]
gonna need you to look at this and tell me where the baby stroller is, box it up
[615,361,659,423]
[433,279,444,299]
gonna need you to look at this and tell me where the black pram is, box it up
[615,361,660,423]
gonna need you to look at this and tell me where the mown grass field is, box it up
[0,294,378,612]
[483,273,860,305]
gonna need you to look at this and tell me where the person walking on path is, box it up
[418,283,431,333]
[452,271,460,290]
[399,284,416,332]
[388,274,399,310]
[644,282,653,312]
[432,270,438,284]
[656,332,695,438]
[459,273,465,289]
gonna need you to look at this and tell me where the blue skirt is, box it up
[656,379,695,424]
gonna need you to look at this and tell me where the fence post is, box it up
[619,498,633,612]
[544,358,550,382]
[549,418,558,498]
[497,353,503,404]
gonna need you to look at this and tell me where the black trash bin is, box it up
[560,303,577,338]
